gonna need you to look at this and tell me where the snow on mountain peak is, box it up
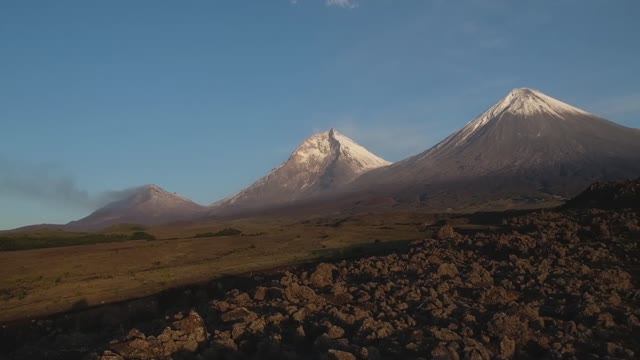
[331,129,391,170]
[136,184,195,204]
[213,129,390,209]
[290,129,390,170]
[290,130,334,163]
[499,88,590,118]
[452,88,592,146]
[143,184,165,194]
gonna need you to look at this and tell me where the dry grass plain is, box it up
[0,211,437,323]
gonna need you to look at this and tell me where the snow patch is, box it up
[332,129,391,170]
[141,184,194,203]
[288,129,390,171]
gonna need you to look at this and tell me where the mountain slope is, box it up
[66,185,205,230]
[352,88,640,208]
[212,129,390,213]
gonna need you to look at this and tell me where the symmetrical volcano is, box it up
[351,88,640,208]
[66,184,205,230]
[212,128,390,213]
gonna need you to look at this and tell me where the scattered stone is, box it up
[431,327,461,341]
[220,307,257,323]
[499,336,516,359]
[436,263,459,278]
[101,311,208,360]
[328,349,357,360]
[99,351,124,360]
[327,325,345,339]
[437,224,457,239]
[284,282,321,304]
[254,286,268,301]
[310,262,337,288]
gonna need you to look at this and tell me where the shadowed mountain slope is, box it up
[66,185,205,230]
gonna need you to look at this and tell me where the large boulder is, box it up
[328,349,357,360]
[437,224,458,239]
[284,282,323,304]
[310,263,337,288]
[221,307,258,323]
[436,263,459,279]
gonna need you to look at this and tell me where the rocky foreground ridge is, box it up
[563,178,640,210]
[97,189,640,359]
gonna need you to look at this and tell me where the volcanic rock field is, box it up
[91,182,640,360]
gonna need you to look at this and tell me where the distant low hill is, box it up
[65,184,205,231]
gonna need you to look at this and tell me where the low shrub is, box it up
[193,228,242,238]
[129,231,156,241]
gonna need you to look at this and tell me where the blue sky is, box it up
[1,0,639,229]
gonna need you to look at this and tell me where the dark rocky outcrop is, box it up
[99,311,208,360]
[564,178,640,209]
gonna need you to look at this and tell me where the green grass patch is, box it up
[129,231,156,241]
[193,228,242,238]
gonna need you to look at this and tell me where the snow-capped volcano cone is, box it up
[418,88,640,173]
[212,128,390,212]
[447,87,592,148]
[350,88,640,206]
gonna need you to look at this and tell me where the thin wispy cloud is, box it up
[0,156,137,211]
[288,0,359,8]
[326,0,358,9]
